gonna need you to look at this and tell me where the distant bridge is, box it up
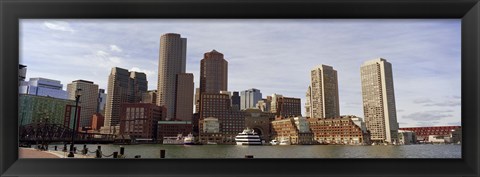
[19,123,115,144]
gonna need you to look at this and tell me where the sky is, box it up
[19,19,461,128]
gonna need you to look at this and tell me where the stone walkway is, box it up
[19,148,93,158]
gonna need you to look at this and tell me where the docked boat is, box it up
[183,133,195,145]
[163,134,184,145]
[235,128,262,145]
[270,140,279,145]
[279,139,291,145]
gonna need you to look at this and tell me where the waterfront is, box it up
[43,144,461,159]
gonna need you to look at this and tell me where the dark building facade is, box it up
[231,91,240,111]
[199,92,245,144]
[119,103,164,141]
[157,121,193,139]
[200,50,228,94]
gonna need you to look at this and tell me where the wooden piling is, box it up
[113,151,118,158]
[160,149,165,158]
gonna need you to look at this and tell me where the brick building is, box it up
[244,108,274,142]
[157,120,193,140]
[271,116,313,144]
[308,115,369,144]
[119,103,165,141]
[199,92,245,144]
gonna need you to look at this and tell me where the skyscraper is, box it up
[306,65,340,118]
[305,86,311,118]
[67,80,99,127]
[97,89,107,115]
[200,49,228,93]
[360,58,398,144]
[240,88,262,110]
[231,91,240,111]
[157,33,188,120]
[175,73,194,121]
[270,94,302,118]
[104,67,148,127]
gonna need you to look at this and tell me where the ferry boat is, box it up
[235,128,262,145]
[183,133,195,145]
[270,140,279,145]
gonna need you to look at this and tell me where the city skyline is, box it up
[19,19,461,127]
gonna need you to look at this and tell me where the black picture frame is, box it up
[1,0,479,176]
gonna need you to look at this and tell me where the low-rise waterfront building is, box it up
[244,108,274,142]
[398,130,417,145]
[271,116,313,145]
[399,126,461,143]
[198,117,222,144]
[308,115,369,145]
[158,120,193,138]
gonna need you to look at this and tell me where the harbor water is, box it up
[52,144,461,158]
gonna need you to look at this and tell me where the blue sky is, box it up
[20,19,461,128]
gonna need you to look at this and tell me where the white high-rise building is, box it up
[306,65,340,118]
[360,58,399,143]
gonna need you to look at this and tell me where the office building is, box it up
[360,58,398,143]
[142,90,158,104]
[104,67,148,127]
[157,33,187,120]
[240,88,262,110]
[67,80,99,127]
[19,77,68,99]
[97,89,107,115]
[200,49,228,93]
[18,94,77,126]
[199,92,245,144]
[256,98,271,112]
[307,65,340,118]
[175,73,194,121]
[120,103,164,141]
[270,94,301,118]
[129,71,148,103]
[231,91,240,111]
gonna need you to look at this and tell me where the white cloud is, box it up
[43,21,75,33]
[110,45,122,52]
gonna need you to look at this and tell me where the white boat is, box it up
[163,134,184,145]
[270,140,279,145]
[235,128,262,145]
[183,133,195,145]
[279,139,291,145]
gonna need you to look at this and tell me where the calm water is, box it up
[54,144,461,158]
